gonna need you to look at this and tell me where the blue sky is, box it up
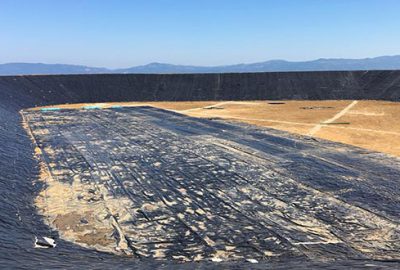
[1,0,399,68]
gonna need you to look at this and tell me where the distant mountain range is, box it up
[1,55,400,75]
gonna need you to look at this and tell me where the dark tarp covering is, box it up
[0,72,399,269]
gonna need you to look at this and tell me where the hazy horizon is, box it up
[1,54,400,70]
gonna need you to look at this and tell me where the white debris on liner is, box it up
[34,236,56,249]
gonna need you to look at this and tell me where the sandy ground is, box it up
[31,100,400,157]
